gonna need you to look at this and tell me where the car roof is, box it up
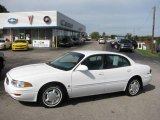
[72,50,135,64]
[73,50,123,56]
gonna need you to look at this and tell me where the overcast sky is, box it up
[1,0,160,36]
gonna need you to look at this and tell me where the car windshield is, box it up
[0,40,5,43]
[14,40,27,43]
[48,52,85,71]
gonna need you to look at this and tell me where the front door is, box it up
[71,55,106,98]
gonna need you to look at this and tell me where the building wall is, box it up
[57,12,86,32]
[0,11,57,28]
[0,11,86,47]
[0,11,85,32]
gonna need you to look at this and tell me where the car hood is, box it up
[8,63,62,80]
[12,43,27,45]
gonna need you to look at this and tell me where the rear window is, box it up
[104,54,131,69]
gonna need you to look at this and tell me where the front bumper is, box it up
[12,47,28,50]
[120,46,133,50]
[4,76,38,102]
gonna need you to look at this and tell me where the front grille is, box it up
[15,48,26,50]
[14,45,26,47]
[6,77,9,85]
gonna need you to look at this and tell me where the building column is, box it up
[52,29,58,48]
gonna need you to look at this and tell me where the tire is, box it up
[125,78,141,96]
[130,49,133,53]
[39,84,64,108]
[0,59,4,72]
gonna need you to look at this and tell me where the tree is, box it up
[90,32,100,40]
[111,35,116,39]
[102,32,106,38]
[133,35,139,41]
[102,32,108,40]
[0,4,8,13]
[125,33,132,39]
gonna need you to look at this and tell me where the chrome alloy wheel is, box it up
[129,80,140,96]
[42,87,62,107]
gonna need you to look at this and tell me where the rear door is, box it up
[102,54,132,93]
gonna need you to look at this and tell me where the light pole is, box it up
[151,6,156,53]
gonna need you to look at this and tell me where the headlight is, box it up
[11,80,32,88]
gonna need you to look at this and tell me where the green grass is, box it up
[136,49,160,58]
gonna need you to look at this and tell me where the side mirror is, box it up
[76,65,88,71]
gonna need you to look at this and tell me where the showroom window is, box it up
[31,29,38,40]
[45,29,52,40]
[31,29,52,40]
[39,29,45,40]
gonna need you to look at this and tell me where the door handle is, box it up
[127,69,131,72]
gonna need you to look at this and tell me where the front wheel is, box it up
[125,79,141,96]
[39,85,64,108]
[0,59,4,72]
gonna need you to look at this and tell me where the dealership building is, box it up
[0,11,86,47]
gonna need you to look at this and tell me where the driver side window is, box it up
[81,55,103,70]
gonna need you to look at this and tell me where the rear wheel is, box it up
[125,78,141,96]
[39,84,64,108]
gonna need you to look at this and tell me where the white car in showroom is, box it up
[0,38,11,49]
[4,51,152,108]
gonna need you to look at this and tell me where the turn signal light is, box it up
[14,94,21,96]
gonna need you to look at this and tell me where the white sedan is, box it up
[0,38,11,49]
[4,51,152,108]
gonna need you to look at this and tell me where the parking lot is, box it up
[0,41,160,120]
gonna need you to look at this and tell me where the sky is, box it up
[0,0,160,36]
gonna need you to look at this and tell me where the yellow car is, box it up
[12,40,29,51]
